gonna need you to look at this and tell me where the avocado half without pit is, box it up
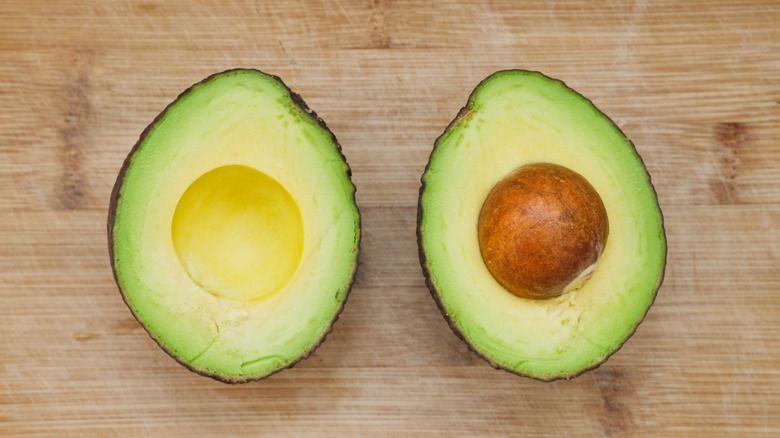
[108,69,360,383]
[417,70,666,381]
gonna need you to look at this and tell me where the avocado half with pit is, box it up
[417,70,666,381]
[108,69,360,383]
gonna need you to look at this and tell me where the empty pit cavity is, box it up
[172,165,303,302]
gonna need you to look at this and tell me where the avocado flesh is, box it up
[109,69,360,383]
[418,70,666,381]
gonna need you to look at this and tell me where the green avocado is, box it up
[108,69,360,383]
[417,70,666,381]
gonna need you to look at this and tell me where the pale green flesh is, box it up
[419,71,665,380]
[112,70,359,381]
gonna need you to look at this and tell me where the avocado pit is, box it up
[478,162,608,300]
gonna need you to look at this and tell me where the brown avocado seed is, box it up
[478,163,609,300]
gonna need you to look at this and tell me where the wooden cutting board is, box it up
[1,0,778,435]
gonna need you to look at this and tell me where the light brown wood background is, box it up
[1,0,778,436]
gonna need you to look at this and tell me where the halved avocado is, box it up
[417,70,666,381]
[108,69,360,383]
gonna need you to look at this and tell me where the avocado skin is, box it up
[416,70,667,381]
[108,69,360,383]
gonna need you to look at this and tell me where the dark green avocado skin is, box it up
[108,69,360,384]
[416,69,667,382]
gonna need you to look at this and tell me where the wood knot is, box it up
[57,50,94,210]
[710,122,747,204]
[594,367,634,436]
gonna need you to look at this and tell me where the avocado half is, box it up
[417,70,666,381]
[108,69,360,383]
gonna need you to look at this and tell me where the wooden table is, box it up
[2,0,778,435]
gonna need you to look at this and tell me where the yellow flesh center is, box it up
[171,164,304,302]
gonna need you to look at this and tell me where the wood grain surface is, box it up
[1,0,779,436]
